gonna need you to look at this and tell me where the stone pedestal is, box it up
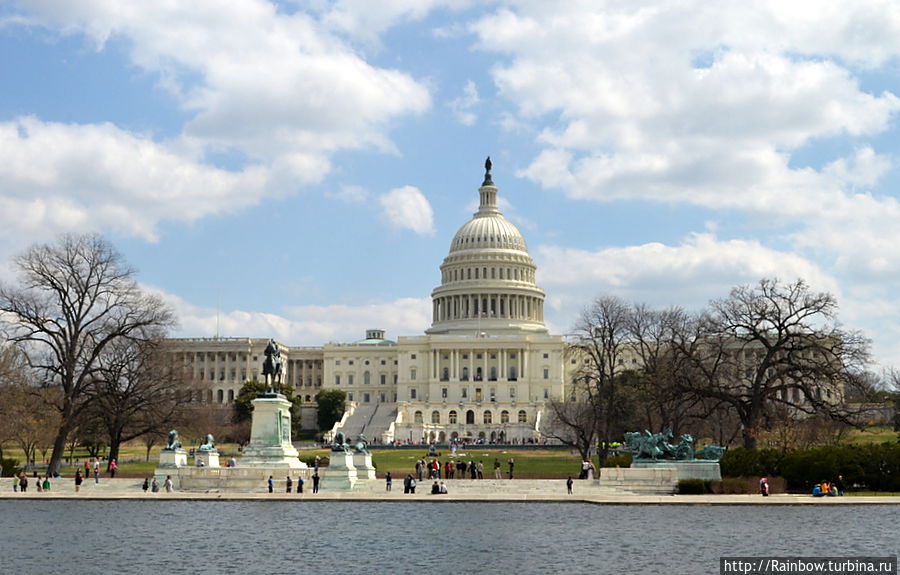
[353,453,376,480]
[158,448,188,468]
[195,450,220,468]
[321,450,357,489]
[631,460,722,481]
[240,394,306,469]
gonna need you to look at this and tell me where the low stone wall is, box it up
[598,467,678,494]
[630,461,722,481]
[157,466,312,492]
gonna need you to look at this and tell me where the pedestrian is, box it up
[409,476,417,494]
[312,472,320,494]
[19,473,28,493]
[37,476,43,492]
[835,475,846,496]
[42,476,50,491]
[164,475,174,492]
[298,476,304,494]
[286,476,293,493]
[477,460,484,479]
[507,458,515,479]
[151,477,160,493]
[759,477,769,496]
[567,476,574,495]
[93,459,100,484]
[74,469,83,493]
[494,458,501,479]
[314,456,320,472]
[142,477,150,493]
[385,471,392,492]
[439,481,447,494]
[267,475,274,493]
[109,459,118,478]
[403,474,411,494]
[12,475,18,492]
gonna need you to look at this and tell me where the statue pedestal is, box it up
[158,448,188,468]
[195,451,220,468]
[322,451,357,489]
[631,460,721,481]
[353,453,376,480]
[241,394,306,469]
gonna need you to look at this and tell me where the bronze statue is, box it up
[199,434,215,452]
[164,429,182,451]
[625,429,723,461]
[482,156,493,186]
[331,431,351,453]
[354,434,370,455]
[262,339,283,394]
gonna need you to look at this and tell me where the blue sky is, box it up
[2,1,900,368]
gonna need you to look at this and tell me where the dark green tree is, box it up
[315,389,346,432]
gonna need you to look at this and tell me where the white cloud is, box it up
[378,185,435,235]
[448,80,481,126]
[164,289,431,345]
[537,233,837,313]
[0,117,269,243]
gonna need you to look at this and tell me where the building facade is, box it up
[168,160,571,443]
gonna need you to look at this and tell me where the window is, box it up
[462,388,468,398]
[518,410,527,423]
[335,360,341,366]
[228,390,234,402]
[543,388,549,399]
[363,393,370,403]
[411,369,417,380]
[410,388,417,400]
[414,411,423,423]
[543,368,549,379]
[543,353,549,359]
[380,374,386,385]
[411,354,417,360]
[449,410,458,424]
[489,367,497,381]
[365,360,370,365]
[501,410,510,423]
[217,389,224,403]
[489,388,496,402]
[441,387,448,399]
[509,367,517,380]
[432,410,440,424]
[348,374,354,386]
[364,371,370,385]
[466,410,475,424]
[348,393,354,401]
[475,388,482,401]
[349,360,354,365]
[462,354,469,360]
[462,367,469,381]
[381,360,386,365]
[483,410,492,424]
[441,367,449,381]
[335,375,341,386]
[509,387,516,399]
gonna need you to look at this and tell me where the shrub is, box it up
[0,458,21,477]
[602,454,632,468]
[678,479,708,494]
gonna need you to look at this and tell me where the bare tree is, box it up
[0,233,176,474]
[86,336,190,469]
[676,278,872,449]
[564,296,638,466]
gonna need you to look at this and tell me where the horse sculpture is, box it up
[331,431,351,453]
[262,339,283,394]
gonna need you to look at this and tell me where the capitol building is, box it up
[168,160,572,444]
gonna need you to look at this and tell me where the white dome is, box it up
[427,160,547,335]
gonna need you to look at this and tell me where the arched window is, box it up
[483,410,492,424]
[432,410,440,424]
[217,389,224,403]
[518,410,527,423]
[227,389,234,402]
[466,410,475,424]
[501,410,510,423]
[414,411,423,424]
[449,410,458,424]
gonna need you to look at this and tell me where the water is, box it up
[1,501,896,574]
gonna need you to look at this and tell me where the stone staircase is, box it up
[334,402,398,442]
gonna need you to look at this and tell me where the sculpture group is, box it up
[262,339,283,394]
[624,429,724,461]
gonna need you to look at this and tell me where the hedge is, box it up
[720,443,900,492]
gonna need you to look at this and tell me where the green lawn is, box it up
[842,427,898,445]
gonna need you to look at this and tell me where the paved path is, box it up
[1,478,898,504]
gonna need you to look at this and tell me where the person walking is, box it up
[93,459,100,484]
[507,458,515,479]
[566,476,574,495]
[163,475,174,492]
[142,477,150,493]
[494,458,502,479]
[298,476,304,494]
[267,476,274,493]
[285,476,293,493]
[151,477,160,493]
[74,469,83,493]
[18,473,28,493]
[759,477,770,496]
[385,471,392,492]
[109,459,118,478]
[41,476,50,492]
[312,472,320,494]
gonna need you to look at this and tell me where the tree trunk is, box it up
[47,420,71,475]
